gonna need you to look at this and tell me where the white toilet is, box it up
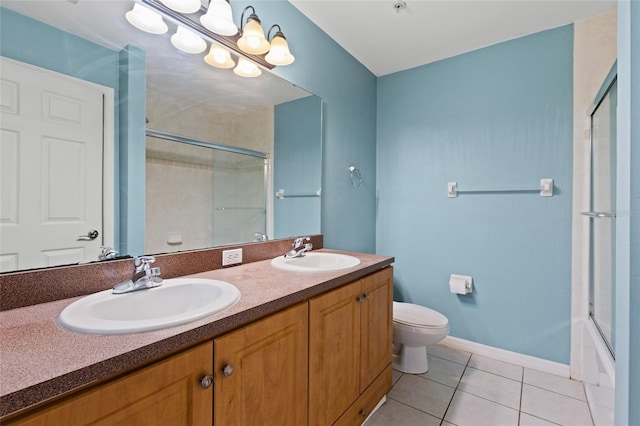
[392,301,450,374]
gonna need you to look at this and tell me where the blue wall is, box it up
[117,46,147,256]
[0,8,118,89]
[274,96,322,239]
[376,26,574,364]
[237,1,378,253]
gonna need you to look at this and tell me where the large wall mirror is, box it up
[0,1,322,273]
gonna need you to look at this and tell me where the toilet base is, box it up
[392,344,429,374]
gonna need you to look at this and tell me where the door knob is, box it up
[78,230,99,240]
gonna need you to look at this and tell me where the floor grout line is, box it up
[438,353,471,425]
[522,382,589,402]
[518,372,524,425]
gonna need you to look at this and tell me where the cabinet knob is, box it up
[356,293,371,303]
[359,409,367,417]
[222,363,235,377]
[200,374,214,389]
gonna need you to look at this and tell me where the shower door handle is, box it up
[581,211,616,218]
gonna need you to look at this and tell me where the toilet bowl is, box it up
[393,301,449,374]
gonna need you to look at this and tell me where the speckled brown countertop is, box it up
[0,248,393,420]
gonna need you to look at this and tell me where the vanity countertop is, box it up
[0,249,394,419]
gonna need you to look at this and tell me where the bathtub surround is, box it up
[377,26,574,364]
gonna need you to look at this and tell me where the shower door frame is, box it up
[586,63,618,358]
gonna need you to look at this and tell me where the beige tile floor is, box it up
[366,344,593,426]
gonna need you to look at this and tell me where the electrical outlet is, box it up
[222,248,243,266]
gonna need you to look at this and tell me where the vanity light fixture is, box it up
[159,0,201,14]
[125,3,168,34]
[125,0,296,79]
[204,44,236,68]
[200,0,238,36]
[171,25,207,54]
[233,57,262,77]
[237,6,270,55]
[265,25,295,66]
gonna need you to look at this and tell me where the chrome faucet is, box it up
[254,232,269,242]
[98,246,119,261]
[284,237,313,259]
[112,256,163,294]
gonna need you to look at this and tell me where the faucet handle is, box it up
[134,255,156,272]
[293,236,310,248]
[254,232,269,242]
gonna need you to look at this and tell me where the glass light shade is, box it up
[171,26,207,54]
[125,4,168,34]
[159,0,201,14]
[237,19,270,55]
[204,44,235,69]
[265,35,295,66]
[200,0,237,36]
[233,58,261,78]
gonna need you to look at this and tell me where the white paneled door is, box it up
[0,57,107,272]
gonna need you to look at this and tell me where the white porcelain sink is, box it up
[58,278,240,335]
[271,252,361,272]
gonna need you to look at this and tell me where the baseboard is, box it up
[363,396,386,425]
[440,336,571,378]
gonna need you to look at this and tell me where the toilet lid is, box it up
[393,302,449,328]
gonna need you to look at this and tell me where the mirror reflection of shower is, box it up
[145,131,267,254]
[587,74,617,357]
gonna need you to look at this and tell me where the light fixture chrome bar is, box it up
[146,129,268,159]
[137,0,274,69]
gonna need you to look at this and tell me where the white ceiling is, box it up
[288,0,616,76]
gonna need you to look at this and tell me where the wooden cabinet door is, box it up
[360,267,393,391]
[6,342,213,426]
[309,280,362,426]
[214,302,308,426]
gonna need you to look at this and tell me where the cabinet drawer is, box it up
[334,364,392,426]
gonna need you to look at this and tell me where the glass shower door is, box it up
[587,77,617,356]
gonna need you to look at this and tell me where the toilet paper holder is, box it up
[449,274,473,295]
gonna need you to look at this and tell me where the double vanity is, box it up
[0,238,394,425]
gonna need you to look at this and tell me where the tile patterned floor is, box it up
[366,344,594,426]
